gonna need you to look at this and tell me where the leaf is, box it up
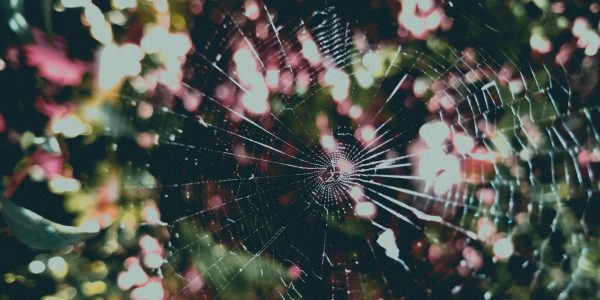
[41,0,53,37]
[2,200,99,250]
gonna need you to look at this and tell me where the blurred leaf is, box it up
[175,220,290,298]
[41,0,53,36]
[1,200,99,250]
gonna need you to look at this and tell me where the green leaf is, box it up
[41,0,53,37]
[2,200,99,250]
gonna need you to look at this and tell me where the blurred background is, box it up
[0,0,599,299]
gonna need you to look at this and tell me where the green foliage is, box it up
[1,200,99,250]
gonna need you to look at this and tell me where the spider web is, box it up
[110,2,599,299]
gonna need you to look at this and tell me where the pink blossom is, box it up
[0,114,5,133]
[35,98,75,119]
[288,265,302,281]
[24,29,88,86]
[4,150,65,198]
[30,150,65,177]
